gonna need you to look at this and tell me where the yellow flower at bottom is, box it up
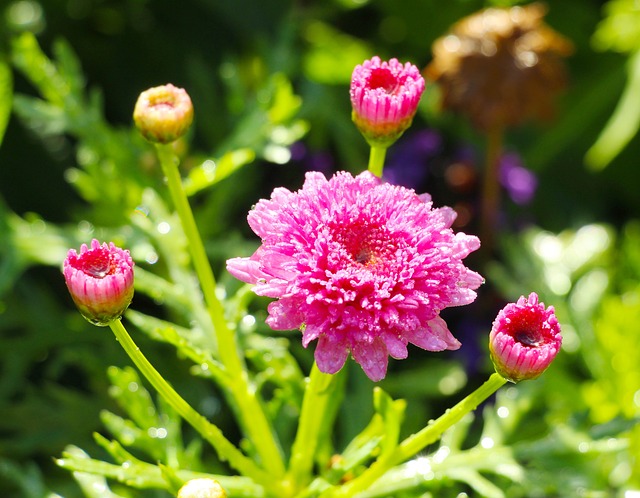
[177,478,227,498]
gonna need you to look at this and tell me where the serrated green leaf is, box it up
[125,309,227,386]
[11,32,66,105]
[107,366,160,431]
[323,414,384,484]
[100,410,166,463]
[52,37,86,98]
[11,94,66,135]
[58,445,265,496]
[373,387,406,457]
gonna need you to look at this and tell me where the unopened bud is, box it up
[489,292,562,382]
[63,239,134,326]
[177,478,226,498]
[350,56,425,148]
[133,83,194,144]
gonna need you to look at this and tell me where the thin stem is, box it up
[155,144,285,477]
[367,145,387,178]
[287,363,345,492]
[323,373,507,497]
[108,319,276,492]
[479,126,504,257]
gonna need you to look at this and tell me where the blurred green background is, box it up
[1,0,639,496]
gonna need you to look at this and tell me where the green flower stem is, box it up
[323,373,508,498]
[479,126,504,257]
[287,363,344,492]
[367,145,387,178]
[108,319,277,493]
[155,144,285,477]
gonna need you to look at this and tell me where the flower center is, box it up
[514,329,541,347]
[368,68,400,94]
[79,250,115,278]
[354,246,375,265]
[329,221,396,269]
[148,91,176,110]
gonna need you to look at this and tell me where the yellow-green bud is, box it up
[133,83,194,144]
[177,478,227,498]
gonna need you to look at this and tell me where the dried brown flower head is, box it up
[425,3,573,131]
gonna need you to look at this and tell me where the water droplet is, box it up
[480,437,494,449]
[134,205,150,217]
[78,220,94,233]
[241,314,256,329]
[127,382,139,392]
[433,445,450,463]
[157,221,171,234]
[145,251,159,264]
[497,406,510,418]
[577,442,589,453]
[202,159,216,180]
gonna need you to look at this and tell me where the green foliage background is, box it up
[0,0,639,496]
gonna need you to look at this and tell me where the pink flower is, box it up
[350,56,425,147]
[489,292,562,382]
[227,171,482,381]
[133,84,194,144]
[63,239,134,326]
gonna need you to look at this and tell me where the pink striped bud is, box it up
[489,292,561,382]
[63,239,134,326]
[350,56,425,147]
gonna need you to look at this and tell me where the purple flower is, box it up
[227,171,482,381]
[350,56,425,147]
[383,129,443,189]
[63,239,134,326]
[499,152,538,205]
[489,292,562,382]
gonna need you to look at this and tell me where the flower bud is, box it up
[489,292,561,382]
[133,83,194,144]
[63,239,134,326]
[350,56,425,148]
[177,478,227,498]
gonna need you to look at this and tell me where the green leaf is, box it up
[99,410,167,463]
[302,21,371,85]
[585,49,640,169]
[57,444,266,496]
[11,32,67,105]
[125,309,227,385]
[106,366,161,431]
[183,148,256,196]
[158,463,184,495]
[0,57,12,148]
[372,387,406,457]
[0,457,59,498]
[323,416,384,484]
